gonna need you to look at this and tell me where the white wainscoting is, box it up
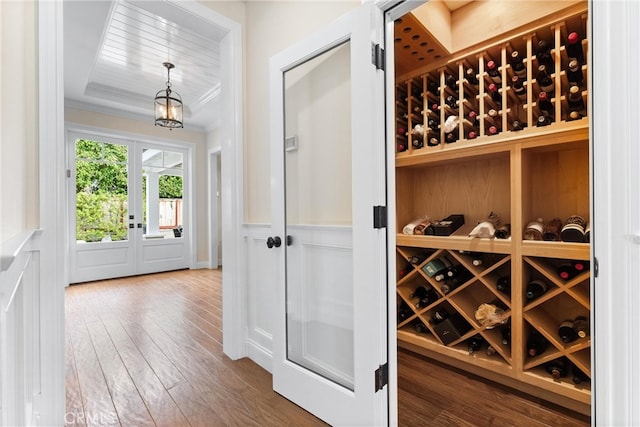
[242,223,353,381]
[243,224,277,373]
[0,230,42,426]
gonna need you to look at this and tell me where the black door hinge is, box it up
[594,256,599,278]
[372,43,385,70]
[375,363,388,392]
[373,205,387,229]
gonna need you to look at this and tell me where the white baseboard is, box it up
[247,338,273,374]
[195,261,212,269]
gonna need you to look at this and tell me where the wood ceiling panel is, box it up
[394,12,450,77]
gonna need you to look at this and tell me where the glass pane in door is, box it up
[141,148,184,239]
[74,139,129,243]
[283,41,354,390]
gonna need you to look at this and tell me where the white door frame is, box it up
[36,1,244,420]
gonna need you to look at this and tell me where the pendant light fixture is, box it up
[154,62,183,129]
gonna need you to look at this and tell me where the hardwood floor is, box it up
[65,269,590,426]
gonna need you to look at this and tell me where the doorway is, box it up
[67,130,193,283]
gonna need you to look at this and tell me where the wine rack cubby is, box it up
[394,2,591,414]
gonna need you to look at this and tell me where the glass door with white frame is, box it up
[136,144,190,275]
[69,134,136,283]
[269,4,388,425]
[68,132,191,283]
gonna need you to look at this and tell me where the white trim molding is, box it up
[36,1,66,423]
[592,0,640,425]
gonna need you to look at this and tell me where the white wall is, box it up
[244,0,360,224]
[65,107,211,266]
[0,0,38,243]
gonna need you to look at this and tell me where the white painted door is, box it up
[269,4,388,425]
[68,131,190,283]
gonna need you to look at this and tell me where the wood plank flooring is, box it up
[65,269,590,426]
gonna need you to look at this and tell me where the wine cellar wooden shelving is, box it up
[394,2,591,414]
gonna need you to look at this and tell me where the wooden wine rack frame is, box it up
[394,6,591,415]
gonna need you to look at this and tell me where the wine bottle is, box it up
[572,259,589,273]
[537,91,554,117]
[511,75,527,101]
[524,218,544,240]
[542,217,562,241]
[536,115,553,127]
[412,217,434,235]
[466,67,479,86]
[511,120,526,132]
[557,263,577,280]
[572,365,590,384]
[429,308,449,325]
[561,215,587,242]
[567,85,586,115]
[558,319,579,343]
[410,285,428,299]
[431,101,440,112]
[566,31,585,65]
[509,50,527,79]
[567,59,583,87]
[422,256,453,278]
[397,126,407,136]
[566,110,583,122]
[486,60,502,84]
[445,95,458,110]
[445,130,458,144]
[488,83,502,105]
[397,301,413,323]
[468,110,479,127]
[496,276,511,295]
[527,331,548,357]
[470,252,483,266]
[494,223,511,239]
[412,138,424,149]
[486,345,497,356]
[408,253,425,265]
[467,130,478,139]
[536,39,555,73]
[487,125,499,136]
[467,334,484,354]
[573,315,590,338]
[501,323,511,345]
[427,79,439,95]
[397,142,407,152]
[416,292,436,309]
[536,65,555,95]
[526,279,548,300]
[415,321,429,333]
[445,74,458,92]
[428,118,439,131]
[544,357,569,379]
[427,133,440,147]
[440,269,473,294]
[398,261,412,278]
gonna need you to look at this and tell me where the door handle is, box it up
[266,236,282,249]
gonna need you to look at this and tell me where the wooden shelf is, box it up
[394,3,591,413]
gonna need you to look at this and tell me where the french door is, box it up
[68,130,191,283]
[269,4,389,425]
